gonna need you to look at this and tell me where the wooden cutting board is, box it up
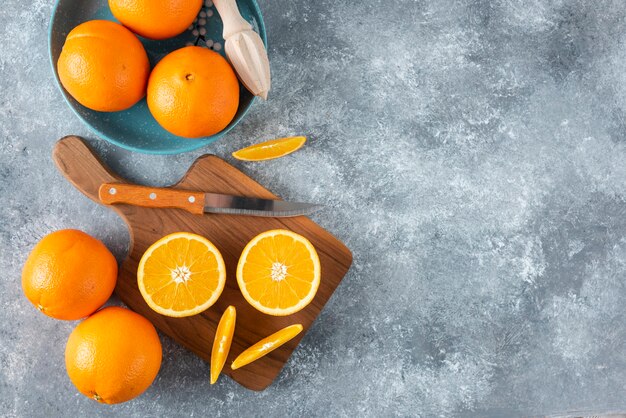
[52,136,352,391]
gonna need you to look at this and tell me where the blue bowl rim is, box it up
[47,0,267,155]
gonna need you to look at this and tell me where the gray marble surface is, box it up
[2,0,626,416]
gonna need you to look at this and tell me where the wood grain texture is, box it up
[52,136,353,391]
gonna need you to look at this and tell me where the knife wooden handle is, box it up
[99,183,205,215]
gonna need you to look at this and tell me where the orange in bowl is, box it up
[109,0,203,40]
[147,46,240,138]
[57,20,150,112]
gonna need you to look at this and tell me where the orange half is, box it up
[232,136,306,161]
[137,232,226,317]
[237,229,321,316]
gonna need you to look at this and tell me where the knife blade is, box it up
[98,183,321,218]
[202,192,320,217]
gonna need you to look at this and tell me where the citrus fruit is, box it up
[232,136,307,161]
[237,229,321,316]
[137,232,226,317]
[21,229,117,320]
[147,46,239,138]
[65,306,162,404]
[109,0,203,40]
[231,324,303,370]
[57,20,150,112]
[210,306,236,384]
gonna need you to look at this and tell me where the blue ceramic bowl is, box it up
[48,0,266,154]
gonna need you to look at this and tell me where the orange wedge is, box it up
[232,136,306,161]
[237,229,321,316]
[231,324,303,370]
[137,232,226,318]
[210,306,236,384]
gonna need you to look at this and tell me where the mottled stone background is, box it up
[2,0,626,416]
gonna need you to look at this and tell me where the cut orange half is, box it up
[137,232,226,318]
[231,324,303,370]
[210,306,236,384]
[237,229,321,316]
[232,136,306,161]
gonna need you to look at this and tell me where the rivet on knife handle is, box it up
[98,183,205,214]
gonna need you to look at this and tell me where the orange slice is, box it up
[210,306,236,384]
[137,232,226,318]
[237,229,321,316]
[231,324,303,370]
[232,136,306,161]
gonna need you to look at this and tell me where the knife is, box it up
[98,183,320,217]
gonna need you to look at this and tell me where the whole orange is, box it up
[147,46,240,138]
[65,306,162,404]
[21,229,117,320]
[57,20,150,112]
[109,0,203,40]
